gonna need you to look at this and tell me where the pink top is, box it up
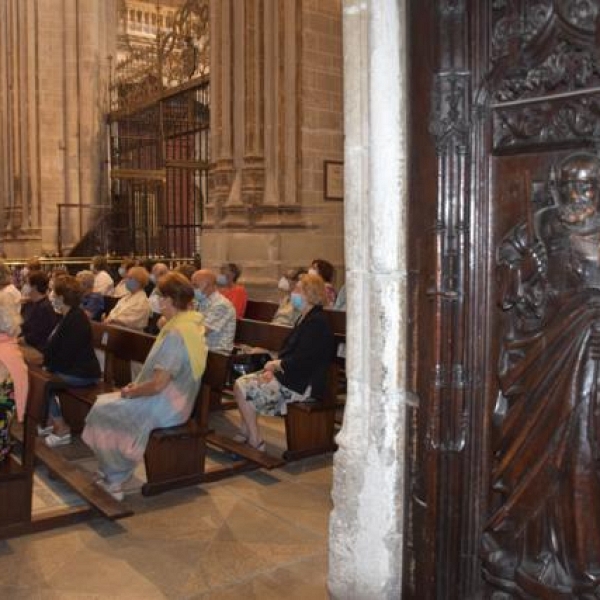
[0,334,28,422]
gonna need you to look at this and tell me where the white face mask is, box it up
[118,267,126,277]
[308,267,318,276]
[277,277,290,292]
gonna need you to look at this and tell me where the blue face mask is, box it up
[290,292,305,311]
[118,267,126,277]
[194,289,206,304]
[125,279,138,293]
[216,274,228,286]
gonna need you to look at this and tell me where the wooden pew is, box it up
[58,323,155,432]
[47,323,283,494]
[244,299,279,322]
[233,317,345,460]
[142,351,229,496]
[1,366,130,539]
[102,295,119,314]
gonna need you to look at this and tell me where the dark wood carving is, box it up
[487,0,600,154]
[483,152,600,598]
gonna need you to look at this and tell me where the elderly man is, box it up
[104,266,151,331]
[191,269,236,354]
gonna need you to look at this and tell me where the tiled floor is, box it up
[0,413,334,599]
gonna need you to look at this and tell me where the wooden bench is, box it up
[45,323,283,495]
[1,366,131,539]
[244,299,279,322]
[102,294,119,314]
[142,351,230,496]
[233,317,344,460]
[57,323,156,432]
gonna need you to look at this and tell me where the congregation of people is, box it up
[0,254,344,501]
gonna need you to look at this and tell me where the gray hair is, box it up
[0,293,21,337]
[76,269,95,292]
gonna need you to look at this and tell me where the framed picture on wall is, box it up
[324,160,344,201]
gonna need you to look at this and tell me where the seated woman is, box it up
[82,272,207,501]
[271,267,307,327]
[0,261,21,309]
[42,275,102,447]
[20,271,60,351]
[309,259,337,307]
[233,273,335,450]
[104,266,151,331]
[0,294,28,461]
[76,270,105,321]
[112,258,138,298]
[217,262,248,318]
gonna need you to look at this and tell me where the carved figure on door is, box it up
[483,152,600,599]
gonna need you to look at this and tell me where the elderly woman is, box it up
[272,267,307,327]
[0,294,27,462]
[0,261,21,308]
[90,255,114,296]
[104,266,151,331]
[0,294,28,454]
[113,258,138,298]
[82,272,207,500]
[76,270,105,321]
[42,276,101,447]
[233,273,335,450]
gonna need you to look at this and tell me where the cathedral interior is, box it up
[3,1,600,599]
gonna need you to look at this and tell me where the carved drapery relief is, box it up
[483,153,600,598]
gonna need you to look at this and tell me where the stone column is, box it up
[328,0,407,598]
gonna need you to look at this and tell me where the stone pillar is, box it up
[0,0,116,257]
[328,0,407,598]
[203,0,344,299]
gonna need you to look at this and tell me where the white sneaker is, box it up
[37,424,54,437]
[44,432,72,447]
[95,479,125,502]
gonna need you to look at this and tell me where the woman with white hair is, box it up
[104,266,151,331]
[0,261,21,309]
[0,294,28,462]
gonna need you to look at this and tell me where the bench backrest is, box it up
[244,300,279,322]
[234,318,291,352]
[91,322,155,386]
[323,309,346,336]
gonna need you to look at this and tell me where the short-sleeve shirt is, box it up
[196,291,236,354]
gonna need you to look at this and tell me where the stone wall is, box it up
[202,0,344,300]
[0,0,116,258]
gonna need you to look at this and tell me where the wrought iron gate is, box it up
[108,79,209,258]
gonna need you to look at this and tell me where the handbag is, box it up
[229,351,272,383]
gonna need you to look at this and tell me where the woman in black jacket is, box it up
[42,275,101,447]
[233,273,335,451]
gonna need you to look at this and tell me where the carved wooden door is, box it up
[405,1,600,598]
